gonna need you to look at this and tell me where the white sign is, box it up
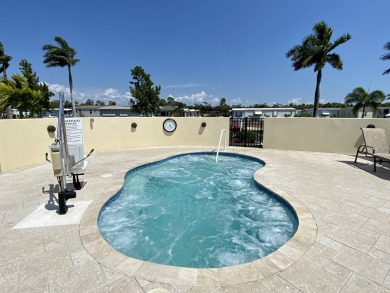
[65,118,84,144]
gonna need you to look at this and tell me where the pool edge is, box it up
[79,148,317,287]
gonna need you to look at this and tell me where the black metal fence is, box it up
[229,117,264,148]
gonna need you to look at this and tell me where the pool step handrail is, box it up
[216,129,227,163]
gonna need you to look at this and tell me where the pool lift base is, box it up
[58,190,77,214]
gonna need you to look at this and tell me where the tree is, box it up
[19,60,53,116]
[42,36,79,117]
[82,98,94,106]
[252,103,268,108]
[381,42,390,75]
[108,100,117,106]
[129,66,161,116]
[0,74,43,118]
[95,100,105,106]
[167,96,175,106]
[159,99,167,107]
[344,87,386,118]
[286,21,351,117]
[19,60,39,88]
[217,98,231,117]
[0,41,12,79]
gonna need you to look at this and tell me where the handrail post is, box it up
[216,129,226,163]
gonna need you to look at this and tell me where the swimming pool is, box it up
[98,152,298,268]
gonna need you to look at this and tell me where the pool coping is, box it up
[79,149,317,287]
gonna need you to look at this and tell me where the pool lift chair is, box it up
[46,92,94,214]
[355,127,390,172]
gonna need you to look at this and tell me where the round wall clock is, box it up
[163,118,177,132]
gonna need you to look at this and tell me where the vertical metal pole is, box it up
[244,117,248,147]
[58,92,68,214]
[58,92,67,192]
[260,118,264,148]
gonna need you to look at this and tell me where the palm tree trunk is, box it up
[313,70,322,117]
[2,65,7,80]
[361,105,365,118]
[68,65,76,117]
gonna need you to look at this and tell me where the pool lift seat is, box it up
[68,142,92,190]
[48,142,93,190]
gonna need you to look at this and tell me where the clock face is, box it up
[163,118,177,132]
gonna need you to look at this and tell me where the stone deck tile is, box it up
[322,259,352,282]
[216,281,264,292]
[303,242,338,267]
[339,273,390,293]
[91,276,144,293]
[0,262,19,293]
[332,246,390,284]
[374,235,390,254]
[1,147,390,292]
[321,211,368,231]
[369,247,390,264]
[114,257,144,276]
[279,259,345,293]
[48,260,108,292]
[196,268,220,287]
[18,247,73,291]
[263,276,299,293]
[326,226,376,253]
[363,218,390,237]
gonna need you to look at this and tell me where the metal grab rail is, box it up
[216,129,227,163]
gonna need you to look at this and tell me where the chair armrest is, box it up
[364,145,376,154]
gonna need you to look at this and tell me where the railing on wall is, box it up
[229,117,264,148]
[215,129,227,163]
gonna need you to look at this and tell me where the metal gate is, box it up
[229,117,264,148]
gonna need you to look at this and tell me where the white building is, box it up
[183,108,200,117]
[231,108,297,118]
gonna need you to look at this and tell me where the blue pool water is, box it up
[98,153,298,268]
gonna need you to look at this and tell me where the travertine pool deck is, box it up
[1,146,390,292]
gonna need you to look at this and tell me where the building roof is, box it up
[160,106,176,111]
[99,106,130,110]
[76,106,102,110]
[231,108,296,111]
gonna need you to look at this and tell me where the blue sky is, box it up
[2,0,390,106]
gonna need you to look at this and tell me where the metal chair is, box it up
[355,128,390,172]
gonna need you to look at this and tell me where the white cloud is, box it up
[45,83,132,106]
[174,91,209,104]
[47,83,69,94]
[287,98,302,105]
[210,97,220,104]
[102,88,120,98]
[230,98,243,105]
[94,88,132,105]
[172,91,242,106]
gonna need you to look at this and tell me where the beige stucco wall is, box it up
[1,117,389,173]
[263,118,390,154]
[0,117,229,173]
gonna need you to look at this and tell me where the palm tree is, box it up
[42,36,79,117]
[344,87,386,118]
[380,42,390,75]
[286,21,351,117]
[0,41,12,79]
